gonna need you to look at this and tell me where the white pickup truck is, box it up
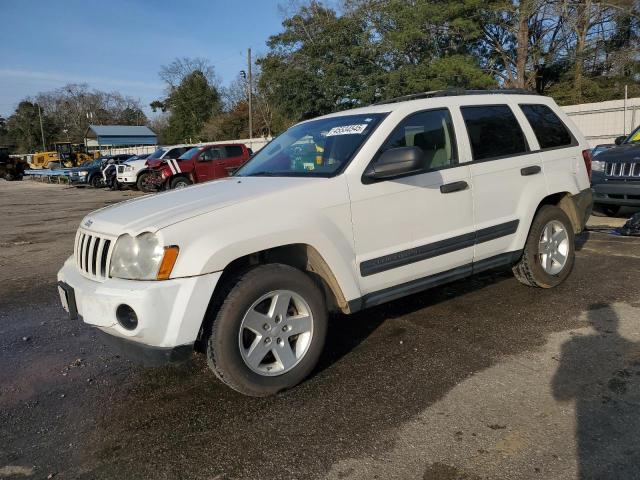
[116,145,193,190]
[58,90,593,396]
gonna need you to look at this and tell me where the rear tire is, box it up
[206,264,327,397]
[170,176,192,189]
[513,205,575,288]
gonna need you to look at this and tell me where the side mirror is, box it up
[363,146,426,182]
[615,135,626,146]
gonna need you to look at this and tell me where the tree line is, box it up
[1,0,637,153]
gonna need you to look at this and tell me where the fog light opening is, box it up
[116,304,138,330]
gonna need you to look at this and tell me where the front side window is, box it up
[520,104,574,149]
[461,105,528,161]
[379,108,457,171]
[201,148,222,161]
[235,113,386,177]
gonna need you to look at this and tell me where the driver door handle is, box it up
[440,180,469,194]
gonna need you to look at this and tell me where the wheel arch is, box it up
[195,243,350,351]
[535,191,584,234]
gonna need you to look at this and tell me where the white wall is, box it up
[102,137,272,156]
[561,97,640,147]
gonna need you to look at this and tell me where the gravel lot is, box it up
[2,180,640,480]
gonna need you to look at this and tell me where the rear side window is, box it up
[520,104,574,149]
[380,108,457,171]
[225,145,244,157]
[461,105,528,161]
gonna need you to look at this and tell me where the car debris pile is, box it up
[617,212,640,237]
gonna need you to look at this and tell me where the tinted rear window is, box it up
[461,105,528,161]
[520,104,573,149]
[225,145,244,157]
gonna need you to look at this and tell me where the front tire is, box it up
[513,205,575,288]
[136,172,153,192]
[170,176,192,189]
[206,264,327,397]
[89,175,102,188]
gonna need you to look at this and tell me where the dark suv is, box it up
[592,126,640,216]
[68,154,131,187]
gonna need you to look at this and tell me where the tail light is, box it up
[582,149,592,181]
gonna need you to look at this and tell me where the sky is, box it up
[0,0,286,117]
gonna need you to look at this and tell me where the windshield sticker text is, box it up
[326,124,368,136]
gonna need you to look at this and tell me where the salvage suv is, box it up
[57,90,593,396]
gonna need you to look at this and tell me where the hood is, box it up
[596,143,640,163]
[81,176,320,235]
[146,158,167,169]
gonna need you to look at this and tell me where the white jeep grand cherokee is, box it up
[58,90,593,396]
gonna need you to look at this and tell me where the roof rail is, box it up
[373,88,537,105]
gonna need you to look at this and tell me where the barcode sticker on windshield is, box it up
[326,124,368,136]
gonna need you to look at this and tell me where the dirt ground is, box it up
[2,180,640,480]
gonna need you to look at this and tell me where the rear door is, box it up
[460,103,548,263]
[221,145,247,175]
[517,103,583,194]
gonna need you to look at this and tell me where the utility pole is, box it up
[38,105,46,151]
[248,48,253,143]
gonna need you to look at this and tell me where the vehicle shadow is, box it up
[551,303,640,479]
[315,268,513,376]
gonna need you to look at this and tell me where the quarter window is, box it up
[380,109,457,171]
[520,104,574,149]
[461,105,528,161]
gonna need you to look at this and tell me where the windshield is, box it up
[180,147,203,160]
[147,148,167,159]
[624,126,640,144]
[235,113,386,177]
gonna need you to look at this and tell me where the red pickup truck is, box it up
[146,143,252,189]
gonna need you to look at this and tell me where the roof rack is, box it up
[373,88,537,105]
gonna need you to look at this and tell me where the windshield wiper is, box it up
[244,171,278,177]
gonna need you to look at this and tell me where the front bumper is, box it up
[116,172,137,184]
[69,174,89,185]
[57,257,222,364]
[592,179,640,207]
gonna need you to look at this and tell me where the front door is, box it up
[348,108,475,296]
[195,147,221,182]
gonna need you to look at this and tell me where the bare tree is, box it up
[159,57,220,90]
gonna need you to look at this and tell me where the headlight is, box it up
[592,160,605,172]
[79,170,88,176]
[109,232,178,280]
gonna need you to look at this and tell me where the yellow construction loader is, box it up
[31,143,94,169]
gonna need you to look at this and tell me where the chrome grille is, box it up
[74,229,114,281]
[605,162,640,178]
